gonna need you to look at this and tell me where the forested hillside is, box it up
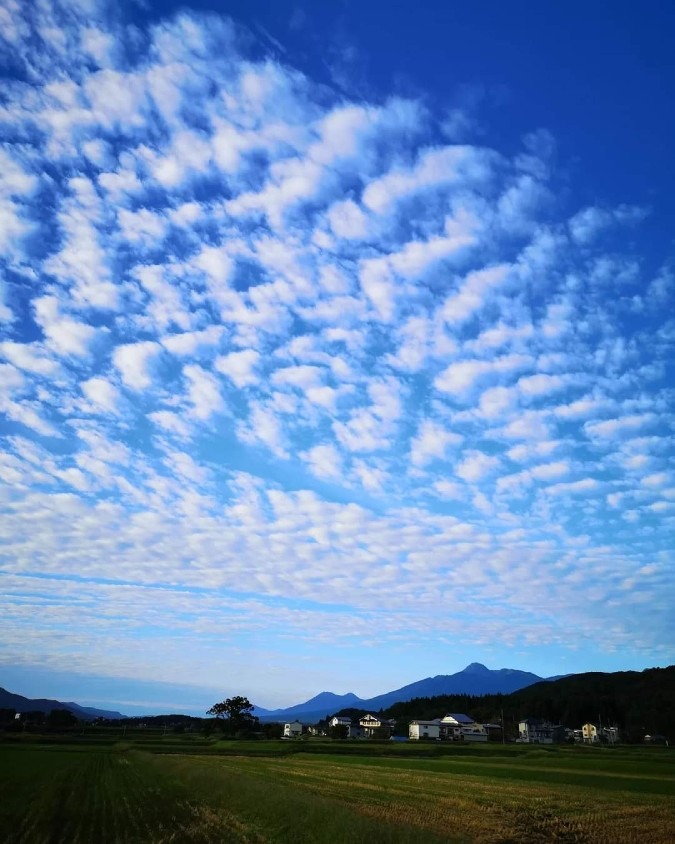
[379,666,675,741]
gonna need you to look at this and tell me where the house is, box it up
[328,716,352,728]
[519,719,565,744]
[604,726,620,744]
[409,719,441,740]
[482,722,503,742]
[328,715,363,738]
[359,713,395,738]
[283,720,304,738]
[581,723,619,744]
[440,713,488,742]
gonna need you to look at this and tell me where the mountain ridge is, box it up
[0,686,126,720]
[255,663,559,722]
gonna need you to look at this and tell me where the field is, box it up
[1,735,674,843]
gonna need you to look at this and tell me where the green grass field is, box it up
[1,736,674,843]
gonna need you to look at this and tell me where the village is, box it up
[281,712,664,744]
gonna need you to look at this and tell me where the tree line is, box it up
[362,666,675,741]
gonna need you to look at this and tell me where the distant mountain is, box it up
[385,665,675,743]
[359,663,547,712]
[63,702,128,720]
[0,687,126,720]
[258,663,554,722]
[254,691,361,720]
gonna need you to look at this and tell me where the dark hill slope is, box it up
[508,665,675,740]
[0,687,125,720]
[383,665,675,742]
[361,663,545,712]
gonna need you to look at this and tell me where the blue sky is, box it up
[0,0,673,716]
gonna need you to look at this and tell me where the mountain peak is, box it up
[463,662,490,674]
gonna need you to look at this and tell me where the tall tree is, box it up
[206,696,257,734]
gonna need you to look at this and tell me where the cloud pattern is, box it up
[0,1,673,702]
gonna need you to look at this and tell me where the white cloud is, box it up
[530,460,569,480]
[135,265,192,332]
[43,177,119,310]
[498,410,551,440]
[81,376,120,414]
[0,148,37,197]
[352,459,387,492]
[554,396,608,420]
[326,199,370,239]
[0,399,59,438]
[194,244,234,286]
[476,385,518,420]
[98,168,143,199]
[569,204,648,244]
[301,443,344,481]
[388,212,478,279]
[410,419,462,467]
[215,349,261,388]
[117,207,167,247]
[0,341,58,375]
[441,263,511,325]
[435,354,532,396]
[271,364,325,390]
[359,257,396,322]
[161,326,224,356]
[468,322,534,355]
[546,478,599,496]
[585,414,656,440]
[183,364,224,420]
[113,341,161,390]
[238,403,288,458]
[506,441,560,463]
[518,373,568,397]
[332,380,404,454]
[456,451,500,482]
[306,384,352,412]
[642,473,668,488]
[33,296,97,358]
[362,145,491,214]
[432,479,465,499]
[148,410,191,438]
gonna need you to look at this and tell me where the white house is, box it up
[328,715,362,738]
[328,716,352,728]
[283,720,304,738]
[440,713,488,742]
[359,713,395,738]
[409,719,441,740]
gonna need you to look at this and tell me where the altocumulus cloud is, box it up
[0,0,673,704]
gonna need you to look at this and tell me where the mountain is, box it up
[358,663,546,712]
[257,663,552,722]
[0,687,126,720]
[385,665,675,743]
[63,702,128,720]
[254,691,361,720]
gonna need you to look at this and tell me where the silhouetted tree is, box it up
[207,696,258,735]
[48,708,77,727]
